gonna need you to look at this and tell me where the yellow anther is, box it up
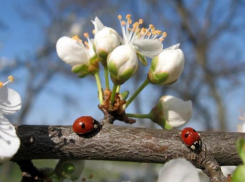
[84,33,89,38]
[162,32,167,37]
[139,19,143,24]
[133,22,139,28]
[126,14,131,19]
[92,29,95,34]
[72,35,82,42]
[8,76,14,82]
[159,38,164,42]
[84,41,90,49]
[121,21,126,26]
[149,24,154,28]
[155,30,162,35]
[127,19,132,25]
[0,82,3,88]
[118,15,122,20]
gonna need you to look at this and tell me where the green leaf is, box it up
[232,165,245,182]
[236,138,245,164]
[120,91,129,100]
[136,52,148,66]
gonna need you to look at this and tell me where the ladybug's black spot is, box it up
[193,129,196,132]
[184,133,189,138]
[81,123,86,129]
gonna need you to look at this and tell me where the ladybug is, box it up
[73,116,99,134]
[181,127,202,151]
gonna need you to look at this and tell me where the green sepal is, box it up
[98,49,108,66]
[148,71,169,85]
[236,138,245,164]
[108,60,118,77]
[232,165,245,182]
[88,54,100,74]
[151,56,158,71]
[72,64,89,74]
[150,103,173,130]
[147,56,169,84]
[120,91,129,100]
[137,52,147,66]
[111,67,135,85]
[119,67,135,81]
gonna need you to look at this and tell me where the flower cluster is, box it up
[56,14,192,129]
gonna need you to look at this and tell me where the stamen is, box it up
[0,82,3,88]
[149,24,154,28]
[139,19,143,24]
[92,29,95,34]
[84,33,89,39]
[8,76,14,82]
[121,21,126,26]
[84,41,90,49]
[127,19,132,25]
[72,35,82,43]
[155,30,162,35]
[159,38,164,42]
[133,22,139,28]
[126,14,131,19]
[162,32,167,37]
[118,15,122,20]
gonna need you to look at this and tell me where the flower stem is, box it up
[116,85,121,93]
[110,84,118,106]
[104,66,110,89]
[126,78,150,108]
[126,113,153,119]
[94,72,103,104]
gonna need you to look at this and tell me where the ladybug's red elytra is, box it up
[181,127,202,151]
[73,116,98,134]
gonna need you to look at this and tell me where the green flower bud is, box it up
[148,44,184,85]
[108,45,138,85]
[56,35,99,78]
[150,95,192,129]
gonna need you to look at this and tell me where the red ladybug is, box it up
[181,127,202,151]
[73,116,98,134]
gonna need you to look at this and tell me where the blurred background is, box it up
[0,0,245,181]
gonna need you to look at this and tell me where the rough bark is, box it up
[13,123,244,166]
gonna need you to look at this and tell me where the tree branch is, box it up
[13,123,243,167]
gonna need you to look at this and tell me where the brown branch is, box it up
[12,123,243,167]
[16,160,44,182]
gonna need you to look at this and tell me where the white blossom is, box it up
[0,77,21,164]
[150,95,192,129]
[148,44,184,85]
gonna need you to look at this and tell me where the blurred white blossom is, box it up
[0,77,21,164]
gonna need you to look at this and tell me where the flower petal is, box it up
[0,87,21,115]
[164,43,180,50]
[161,95,192,127]
[157,159,200,182]
[56,36,89,67]
[0,114,20,164]
[92,17,105,33]
[132,39,163,58]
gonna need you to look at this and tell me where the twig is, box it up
[16,160,44,182]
